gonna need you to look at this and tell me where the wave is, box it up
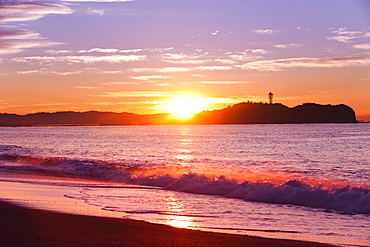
[1,154,369,214]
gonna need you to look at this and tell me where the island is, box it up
[0,102,357,126]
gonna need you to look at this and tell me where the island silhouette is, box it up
[0,102,357,126]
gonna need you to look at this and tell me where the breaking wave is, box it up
[1,154,369,214]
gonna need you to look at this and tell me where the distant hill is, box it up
[191,102,357,124]
[0,111,169,126]
[0,102,357,126]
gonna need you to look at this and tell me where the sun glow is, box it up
[153,95,232,120]
[165,96,208,120]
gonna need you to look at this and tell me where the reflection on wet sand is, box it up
[165,196,197,229]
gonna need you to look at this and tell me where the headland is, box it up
[0,102,357,126]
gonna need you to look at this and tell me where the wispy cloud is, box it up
[15,67,128,76]
[131,67,190,73]
[0,2,72,54]
[353,43,370,49]
[131,75,170,81]
[0,29,41,39]
[252,29,278,35]
[326,27,363,43]
[162,53,195,60]
[12,54,146,64]
[146,47,174,53]
[236,56,370,71]
[227,54,252,62]
[103,81,138,85]
[100,91,172,98]
[197,81,250,85]
[274,43,302,49]
[223,49,267,63]
[0,1,135,56]
[249,49,268,54]
[17,68,82,76]
[0,40,63,54]
[45,50,73,55]
[162,53,209,64]
[132,64,234,74]
[214,59,237,65]
[0,26,61,54]
[78,48,118,53]
[75,86,99,89]
[85,7,105,16]
[163,59,209,65]
[49,48,143,55]
[0,2,72,23]
[155,83,170,86]
[120,48,142,53]
[60,0,135,2]
[196,66,233,71]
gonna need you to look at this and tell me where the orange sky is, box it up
[1,1,369,119]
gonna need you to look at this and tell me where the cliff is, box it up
[0,103,357,126]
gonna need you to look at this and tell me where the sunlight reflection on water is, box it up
[1,124,369,246]
[165,196,197,229]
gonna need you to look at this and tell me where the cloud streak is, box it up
[196,66,233,71]
[100,91,172,98]
[274,43,302,49]
[353,43,370,49]
[12,54,146,63]
[0,1,135,56]
[195,81,250,85]
[0,40,63,54]
[0,29,41,39]
[78,48,119,53]
[252,29,278,35]
[131,67,190,73]
[0,2,72,23]
[60,0,135,2]
[237,56,370,71]
[0,2,72,54]
[326,27,363,43]
[131,75,170,81]
[162,53,208,64]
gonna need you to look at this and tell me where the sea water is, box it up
[0,124,369,246]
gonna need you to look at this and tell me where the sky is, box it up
[1,0,370,119]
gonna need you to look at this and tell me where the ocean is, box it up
[0,124,369,246]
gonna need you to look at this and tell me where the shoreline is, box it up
[0,122,366,127]
[0,200,335,247]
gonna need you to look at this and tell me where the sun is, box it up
[165,96,207,120]
[154,94,231,121]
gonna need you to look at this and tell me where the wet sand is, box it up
[0,200,336,247]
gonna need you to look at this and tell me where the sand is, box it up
[0,171,337,247]
[0,200,336,247]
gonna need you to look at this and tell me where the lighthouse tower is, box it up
[268,92,273,104]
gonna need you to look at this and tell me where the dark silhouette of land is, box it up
[192,102,357,124]
[0,102,357,126]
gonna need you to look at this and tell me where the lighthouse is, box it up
[268,92,273,104]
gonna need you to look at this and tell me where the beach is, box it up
[0,171,336,247]
[1,200,336,247]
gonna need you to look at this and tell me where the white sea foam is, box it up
[1,154,369,214]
